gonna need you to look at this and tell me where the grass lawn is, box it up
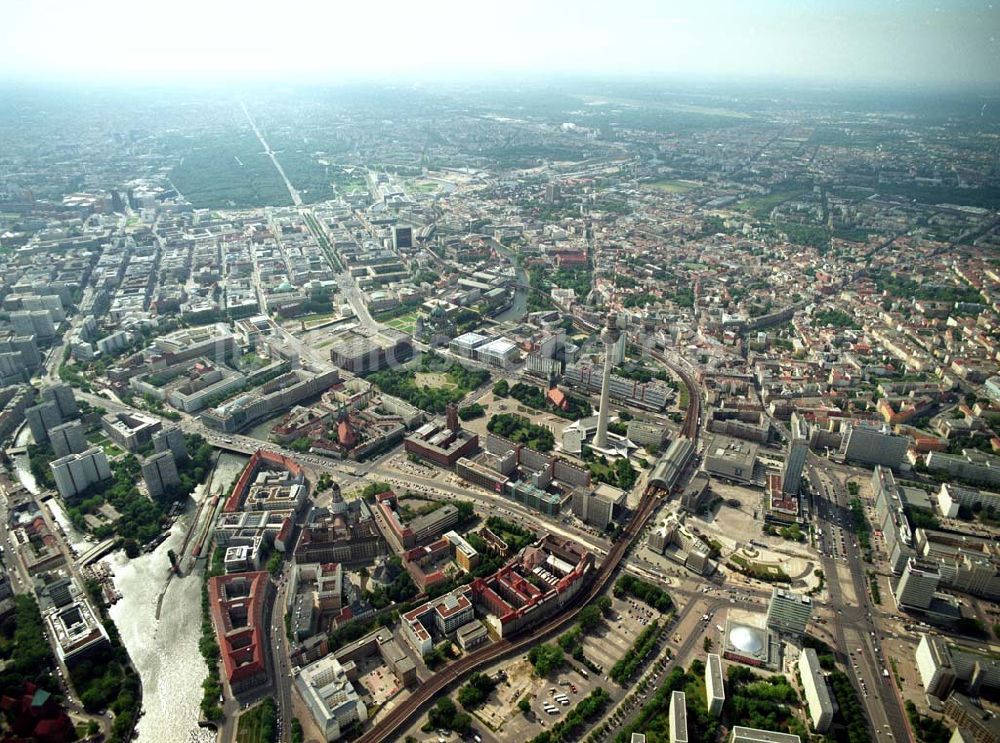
[235,701,276,743]
[301,312,341,328]
[386,311,419,333]
[414,371,457,390]
[646,179,700,193]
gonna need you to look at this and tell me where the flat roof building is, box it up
[730,728,801,743]
[765,588,812,637]
[669,690,688,743]
[294,655,368,742]
[705,435,758,485]
[706,653,725,717]
[799,648,835,732]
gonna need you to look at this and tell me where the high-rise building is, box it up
[841,424,910,468]
[765,588,812,637]
[895,558,940,610]
[50,448,112,499]
[153,425,188,462]
[781,413,808,495]
[142,451,181,499]
[392,225,413,250]
[669,690,688,743]
[49,420,87,458]
[594,314,621,449]
[26,401,62,444]
[706,653,725,717]
[915,634,956,699]
[799,648,835,732]
[41,384,78,420]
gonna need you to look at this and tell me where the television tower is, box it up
[594,313,621,449]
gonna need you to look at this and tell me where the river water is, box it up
[495,260,529,323]
[11,444,250,743]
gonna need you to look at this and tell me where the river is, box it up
[10,443,250,743]
[494,251,529,323]
[107,450,248,743]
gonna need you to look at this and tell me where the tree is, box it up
[578,605,602,632]
[493,379,510,397]
[528,643,564,676]
[597,596,613,615]
[518,697,531,714]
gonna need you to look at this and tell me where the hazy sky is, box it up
[2,0,997,88]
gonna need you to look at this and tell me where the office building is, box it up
[943,692,1000,743]
[207,571,272,693]
[40,384,78,420]
[50,448,112,499]
[101,411,162,452]
[392,225,413,250]
[705,435,758,484]
[36,574,110,666]
[141,451,181,499]
[927,449,1000,488]
[706,653,725,716]
[26,401,62,444]
[571,484,624,530]
[915,634,957,699]
[765,588,812,637]
[895,558,940,610]
[295,655,368,742]
[799,648,835,732]
[669,690,688,743]
[49,420,87,458]
[781,413,808,495]
[840,424,910,468]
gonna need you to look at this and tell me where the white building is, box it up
[294,655,368,742]
[50,447,112,499]
[798,648,835,732]
[669,690,688,743]
[706,653,725,717]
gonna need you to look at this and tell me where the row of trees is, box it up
[613,575,673,612]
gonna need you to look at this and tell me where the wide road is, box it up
[808,459,911,742]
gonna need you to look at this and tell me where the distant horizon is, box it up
[2,0,998,91]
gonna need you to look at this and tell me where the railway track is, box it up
[355,316,698,743]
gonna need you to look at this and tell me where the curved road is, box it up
[354,318,703,743]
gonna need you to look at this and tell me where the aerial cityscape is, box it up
[0,3,999,743]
